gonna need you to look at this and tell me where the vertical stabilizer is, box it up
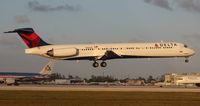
[39,60,55,75]
[4,28,50,48]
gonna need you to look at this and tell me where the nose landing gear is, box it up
[185,57,189,63]
[185,59,189,63]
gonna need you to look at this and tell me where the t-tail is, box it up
[39,60,55,75]
[4,28,50,48]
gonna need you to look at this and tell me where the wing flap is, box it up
[98,50,121,60]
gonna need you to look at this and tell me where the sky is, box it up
[0,0,200,79]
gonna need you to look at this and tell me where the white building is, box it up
[164,73,200,87]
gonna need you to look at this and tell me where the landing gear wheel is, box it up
[93,62,99,68]
[100,62,107,67]
[185,59,189,63]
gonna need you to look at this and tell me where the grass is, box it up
[0,91,200,106]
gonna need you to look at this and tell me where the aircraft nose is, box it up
[188,49,195,56]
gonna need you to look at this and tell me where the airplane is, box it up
[0,60,55,85]
[4,28,195,68]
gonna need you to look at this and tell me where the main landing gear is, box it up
[92,61,107,68]
[93,61,99,68]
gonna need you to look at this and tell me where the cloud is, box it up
[144,0,172,10]
[14,15,31,24]
[144,0,200,13]
[28,1,81,12]
[177,0,200,13]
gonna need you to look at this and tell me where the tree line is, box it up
[47,73,165,83]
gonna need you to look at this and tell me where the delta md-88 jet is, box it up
[5,28,195,68]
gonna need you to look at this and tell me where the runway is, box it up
[0,85,200,92]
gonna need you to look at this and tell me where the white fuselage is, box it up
[25,42,194,60]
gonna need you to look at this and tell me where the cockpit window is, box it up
[184,44,188,48]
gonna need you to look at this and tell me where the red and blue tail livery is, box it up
[4,28,50,48]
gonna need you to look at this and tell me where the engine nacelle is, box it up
[46,48,78,57]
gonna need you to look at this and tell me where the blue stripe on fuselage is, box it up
[0,72,41,77]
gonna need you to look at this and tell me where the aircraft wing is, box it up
[98,50,121,60]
